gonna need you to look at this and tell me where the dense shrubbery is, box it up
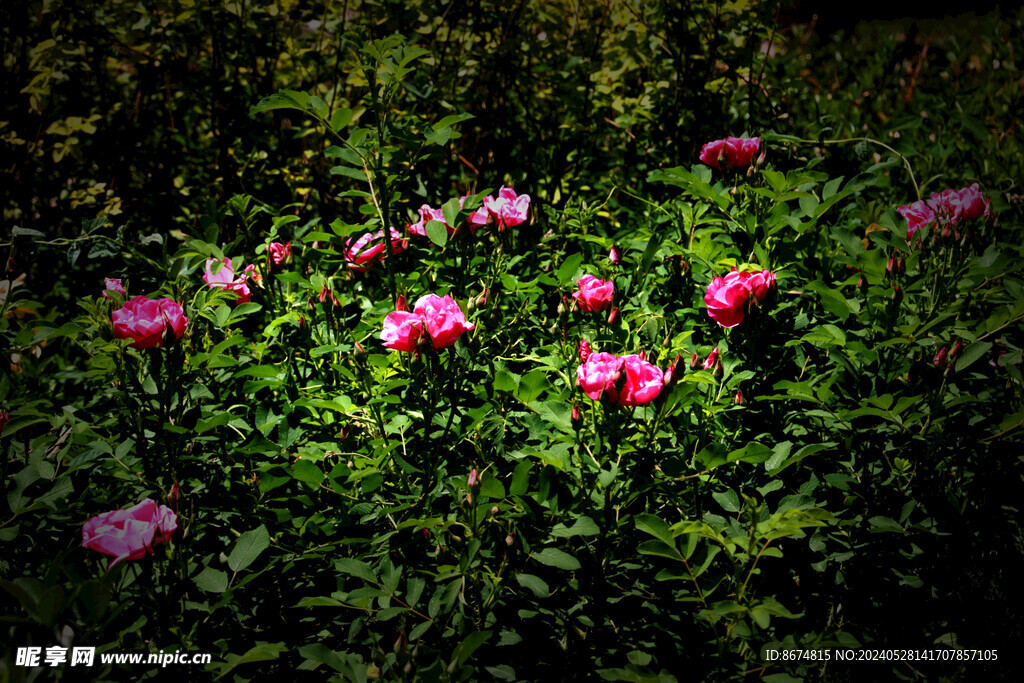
[3,2,1023,681]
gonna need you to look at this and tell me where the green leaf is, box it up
[451,631,492,669]
[335,558,378,584]
[425,219,448,247]
[193,567,228,593]
[712,489,741,513]
[515,573,550,598]
[215,643,286,680]
[227,525,270,573]
[249,89,309,116]
[532,548,581,570]
[556,253,584,286]
[442,197,460,228]
[954,341,992,372]
[551,517,599,538]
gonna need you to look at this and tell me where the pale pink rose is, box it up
[203,258,251,304]
[616,354,664,406]
[483,186,530,229]
[460,195,492,230]
[112,296,188,350]
[700,137,760,170]
[381,311,424,352]
[82,499,178,568]
[577,352,624,401]
[343,228,407,272]
[102,278,126,298]
[572,275,614,313]
[408,204,453,237]
[745,270,776,302]
[897,200,936,238]
[413,294,475,349]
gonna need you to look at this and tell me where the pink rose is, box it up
[578,339,592,363]
[460,195,492,230]
[703,268,775,328]
[112,296,188,350]
[82,499,178,569]
[203,258,251,304]
[897,200,936,238]
[700,137,760,170]
[957,183,991,221]
[102,278,126,298]
[616,353,664,406]
[343,228,407,272]
[381,311,424,352]
[268,241,291,266]
[926,188,964,230]
[483,186,530,229]
[408,204,453,237]
[413,294,475,349]
[577,352,623,401]
[572,275,615,313]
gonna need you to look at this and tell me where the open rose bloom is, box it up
[381,294,474,351]
[572,275,615,313]
[704,268,776,328]
[267,241,291,266]
[203,257,252,304]
[700,136,760,170]
[414,294,475,349]
[102,278,126,298]
[483,186,530,229]
[82,498,178,568]
[344,228,407,272]
[577,351,663,407]
[901,183,990,241]
[112,296,188,349]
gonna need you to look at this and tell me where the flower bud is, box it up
[354,341,367,359]
[298,315,306,330]
[578,339,592,363]
[571,403,581,426]
[886,256,895,274]
[468,468,479,489]
[734,390,744,405]
[950,341,963,360]
[607,306,619,325]
[557,301,567,317]
[714,359,723,376]
[690,352,699,370]
[395,294,407,311]
[609,244,622,265]
[933,346,948,367]
[166,481,180,508]
[490,506,499,515]
[897,258,905,275]
[857,276,867,293]
[892,286,903,305]
[505,534,514,546]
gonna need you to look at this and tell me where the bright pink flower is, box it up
[926,188,964,230]
[408,204,453,237]
[578,339,592,363]
[413,294,475,349]
[381,311,424,352]
[703,347,720,370]
[468,468,480,488]
[703,268,775,328]
[897,200,936,238]
[344,228,406,272]
[81,499,178,569]
[957,183,991,221]
[460,195,492,230]
[112,296,188,350]
[102,278,126,298]
[577,352,624,401]
[483,186,530,229]
[203,258,251,304]
[700,137,761,170]
[616,354,664,406]
[268,241,291,266]
[572,275,614,313]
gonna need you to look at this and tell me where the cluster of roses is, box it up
[381,294,475,352]
[344,186,530,273]
[897,183,991,242]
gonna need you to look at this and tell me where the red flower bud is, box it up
[166,481,180,508]
[578,339,592,363]
[950,341,963,359]
[609,244,622,265]
[933,346,948,367]
[607,306,619,325]
[897,258,905,275]
[892,286,903,305]
[468,468,479,489]
[571,403,581,426]
[734,390,744,405]
[887,256,896,274]
[690,352,699,370]
[396,294,407,311]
